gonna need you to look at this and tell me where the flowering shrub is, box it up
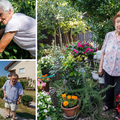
[116,94,120,115]
[37,91,56,120]
[63,41,97,57]
[38,55,54,69]
[61,94,79,108]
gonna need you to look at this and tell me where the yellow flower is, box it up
[28,1,30,4]
[63,101,68,106]
[67,95,71,99]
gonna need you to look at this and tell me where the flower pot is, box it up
[88,55,93,60]
[98,77,104,84]
[41,69,50,76]
[61,99,80,117]
[91,71,99,80]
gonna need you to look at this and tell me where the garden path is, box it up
[0,102,36,120]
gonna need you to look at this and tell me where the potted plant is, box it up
[91,70,99,80]
[61,94,81,117]
[37,55,54,75]
[37,74,50,92]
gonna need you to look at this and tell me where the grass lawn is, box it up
[0,89,36,119]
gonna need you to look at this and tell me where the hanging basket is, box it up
[41,69,50,76]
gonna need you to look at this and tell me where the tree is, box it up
[37,0,87,48]
[68,0,120,48]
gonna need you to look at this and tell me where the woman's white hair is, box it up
[0,0,14,13]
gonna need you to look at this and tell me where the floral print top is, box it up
[101,30,120,76]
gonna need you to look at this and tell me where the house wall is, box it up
[8,61,36,80]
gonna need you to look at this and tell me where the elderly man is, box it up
[2,74,24,120]
[0,0,36,57]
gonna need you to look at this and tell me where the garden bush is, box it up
[20,80,28,89]
[0,76,8,88]
[0,90,4,99]
[21,95,33,106]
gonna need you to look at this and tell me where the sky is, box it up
[0,61,11,77]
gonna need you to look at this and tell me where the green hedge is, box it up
[21,95,33,106]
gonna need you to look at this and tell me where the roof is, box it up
[4,61,16,70]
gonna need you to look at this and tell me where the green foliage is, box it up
[37,91,56,120]
[0,0,35,59]
[64,81,116,120]
[0,90,4,99]
[20,80,29,89]
[68,0,120,49]
[0,76,8,88]
[37,0,87,44]
[21,95,33,106]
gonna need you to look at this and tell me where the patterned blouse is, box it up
[101,30,120,76]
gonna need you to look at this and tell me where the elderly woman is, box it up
[99,11,120,120]
[0,0,36,57]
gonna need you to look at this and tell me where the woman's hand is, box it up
[98,66,103,77]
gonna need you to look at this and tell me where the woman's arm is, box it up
[0,31,17,53]
[98,53,105,76]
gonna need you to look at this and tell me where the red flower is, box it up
[116,94,120,102]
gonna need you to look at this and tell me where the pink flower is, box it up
[69,48,71,49]
[78,44,82,47]
[63,49,65,52]
[86,50,88,52]
[66,45,68,48]
[91,45,93,47]
[86,48,89,50]
[37,82,40,86]
[89,49,92,52]
[77,42,79,45]
[83,43,85,46]
[73,49,76,51]
[95,48,98,52]
[72,44,74,46]
[76,51,78,53]
[83,52,85,54]
[86,42,89,45]
[72,52,74,54]
[46,92,49,95]
[42,82,46,87]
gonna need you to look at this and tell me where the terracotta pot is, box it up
[61,100,80,117]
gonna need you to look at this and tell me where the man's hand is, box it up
[16,100,20,105]
[4,94,7,98]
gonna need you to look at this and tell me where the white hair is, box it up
[0,0,14,13]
